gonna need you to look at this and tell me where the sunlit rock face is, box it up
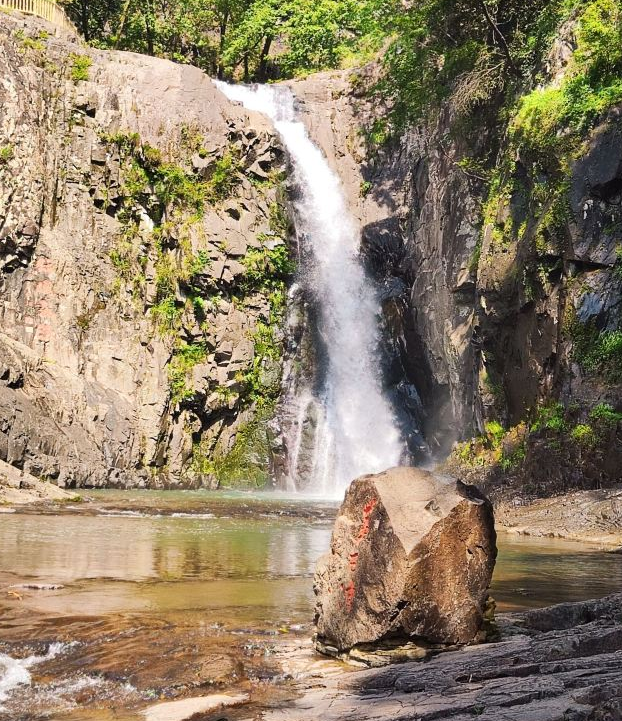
[0,14,289,490]
[314,467,497,653]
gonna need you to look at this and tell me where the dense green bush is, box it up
[376,0,574,127]
[168,341,207,404]
[569,316,622,383]
[511,0,622,164]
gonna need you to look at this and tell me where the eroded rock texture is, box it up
[270,594,622,721]
[0,15,290,489]
[314,467,496,652]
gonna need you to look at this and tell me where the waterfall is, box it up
[214,82,403,499]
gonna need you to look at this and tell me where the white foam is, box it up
[0,642,68,711]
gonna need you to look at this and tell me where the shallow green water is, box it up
[1,490,620,616]
[0,511,328,625]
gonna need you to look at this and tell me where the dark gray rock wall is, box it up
[292,68,622,495]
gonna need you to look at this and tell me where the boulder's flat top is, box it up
[373,467,462,554]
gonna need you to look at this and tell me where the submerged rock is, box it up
[314,467,497,654]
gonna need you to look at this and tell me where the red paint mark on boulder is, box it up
[342,581,355,612]
[357,498,378,541]
[339,497,379,613]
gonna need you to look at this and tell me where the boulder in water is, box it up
[314,467,497,655]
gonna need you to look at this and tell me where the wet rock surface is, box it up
[265,593,622,721]
[496,485,622,546]
[314,468,497,653]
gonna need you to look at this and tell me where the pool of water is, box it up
[0,490,621,720]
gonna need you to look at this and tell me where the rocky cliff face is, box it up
[2,14,620,498]
[0,15,292,489]
[288,71,483,459]
[290,54,622,498]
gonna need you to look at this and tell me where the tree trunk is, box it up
[114,0,132,49]
[144,0,155,56]
[477,0,518,76]
[80,0,89,41]
[217,11,229,79]
[257,35,273,81]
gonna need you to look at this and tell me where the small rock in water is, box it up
[142,694,249,721]
[313,467,497,657]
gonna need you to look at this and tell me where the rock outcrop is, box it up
[268,593,622,721]
[0,14,292,489]
[0,458,76,504]
[314,467,496,654]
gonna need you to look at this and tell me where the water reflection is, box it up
[493,533,622,610]
[1,511,621,623]
[0,515,330,585]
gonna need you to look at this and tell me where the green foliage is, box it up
[102,133,226,314]
[219,0,382,79]
[468,243,482,274]
[376,0,572,127]
[568,316,622,383]
[500,442,526,471]
[360,180,373,197]
[590,403,622,425]
[64,0,382,80]
[101,131,141,154]
[0,144,14,164]
[511,0,622,164]
[570,423,598,448]
[155,162,207,215]
[20,36,46,52]
[484,421,505,449]
[211,405,276,487]
[184,250,211,281]
[242,242,294,294]
[364,118,390,148]
[151,296,182,334]
[109,244,134,278]
[70,53,92,82]
[108,134,240,221]
[248,323,280,394]
[530,403,567,433]
[168,341,207,404]
[206,152,240,203]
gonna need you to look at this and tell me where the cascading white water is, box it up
[215,81,403,499]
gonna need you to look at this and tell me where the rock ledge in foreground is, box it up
[314,467,497,654]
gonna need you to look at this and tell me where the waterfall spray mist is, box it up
[215,81,403,499]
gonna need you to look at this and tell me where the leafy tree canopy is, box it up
[61,0,383,79]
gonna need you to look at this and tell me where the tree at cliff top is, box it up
[376,0,579,127]
[61,0,383,79]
